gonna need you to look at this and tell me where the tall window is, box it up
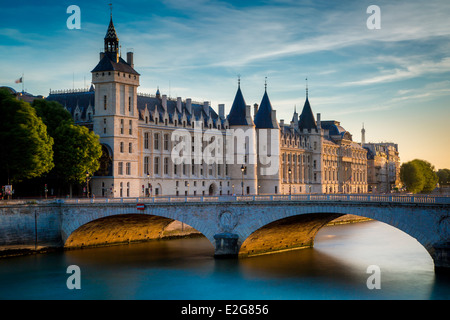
[126,182,130,197]
[104,95,107,110]
[120,119,124,134]
[144,156,149,175]
[126,162,131,175]
[128,96,131,112]
[120,182,123,197]
[154,133,160,150]
[120,142,124,153]
[118,162,123,175]
[144,132,149,149]
[154,157,160,175]
[164,134,169,150]
[164,157,169,175]
[129,142,132,153]
[129,120,132,135]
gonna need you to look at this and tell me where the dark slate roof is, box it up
[136,96,220,126]
[227,85,253,126]
[363,146,375,160]
[47,89,221,127]
[321,121,346,137]
[254,89,278,129]
[298,97,317,131]
[91,53,140,75]
[47,91,95,119]
[105,17,118,40]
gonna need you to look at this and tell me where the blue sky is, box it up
[1,0,449,169]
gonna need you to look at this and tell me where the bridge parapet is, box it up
[2,194,448,206]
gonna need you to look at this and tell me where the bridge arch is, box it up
[232,204,443,264]
[61,206,211,249]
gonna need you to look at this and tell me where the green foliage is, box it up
[0,89,54,183]
[436,169,450,185]
[400,159,438,193]
[30,99,102,186]
[52,123,102,184]
[32,99,73,136]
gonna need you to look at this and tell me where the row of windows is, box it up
[143,156,230,177]
[120,142,133,153]
[144,132,170,150]
[118,162,132,175]
[143,116,225,130]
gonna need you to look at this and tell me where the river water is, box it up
[0,220,449,300]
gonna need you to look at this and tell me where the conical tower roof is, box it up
[227,83,253,126]
[298,96,317,131]
[254,88,278,129]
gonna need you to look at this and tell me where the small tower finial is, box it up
[109,3,113,17]
[306,77,308,98]
[264,76,267,91]
[238,74,241,87]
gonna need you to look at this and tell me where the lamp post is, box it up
[288,167,292,195]
[241,165,245,195]
[85,171,90,198]
[147,173,150,197]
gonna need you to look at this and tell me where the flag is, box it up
[15,77,22,84]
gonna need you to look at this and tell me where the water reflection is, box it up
[0,221,449,300]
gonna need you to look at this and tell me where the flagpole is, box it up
[22,73,24,93]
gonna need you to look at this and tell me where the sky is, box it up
[0,0,449,169]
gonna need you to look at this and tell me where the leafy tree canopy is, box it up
[52,123,102,184]
[400,159,438,193]
[0,89,54,183]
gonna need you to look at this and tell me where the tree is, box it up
[411,159,438,193]
[52,123,102,185]
[0,89,54,184]
[32,99,73,136]
[400,159,438,193]
[400,161,424,193]
[30,99,102,196]
[436,169,450,186]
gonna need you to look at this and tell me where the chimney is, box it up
[203,101,210,117]
[245,105,252,123]
[317,113,321,129]
[271,110,278,128]
[176,97,182,114]
[162,95,167,110]
[127,51,134,68]
[253,103,259,119]
[218,104,225,119]
[186,98,192,114]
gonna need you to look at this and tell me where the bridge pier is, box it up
[432,244,450,273]
[213,233,239,258]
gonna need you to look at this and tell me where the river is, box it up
[0,220,449,300]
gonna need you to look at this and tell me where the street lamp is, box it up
[288,167,292,195]
[85,171,90,198]
[147,173,150,197]
[241,165,246,195]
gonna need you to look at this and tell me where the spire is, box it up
[305,77,308,99]
[104,6,119,57]
[361,123,366,145]
[298,79,317,132]
[227,80,253,126]
[254,85,278,129]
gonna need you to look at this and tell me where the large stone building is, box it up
[363,141,401,193]
[47,14,369,197]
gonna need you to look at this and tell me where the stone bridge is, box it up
[1,194,449,271]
